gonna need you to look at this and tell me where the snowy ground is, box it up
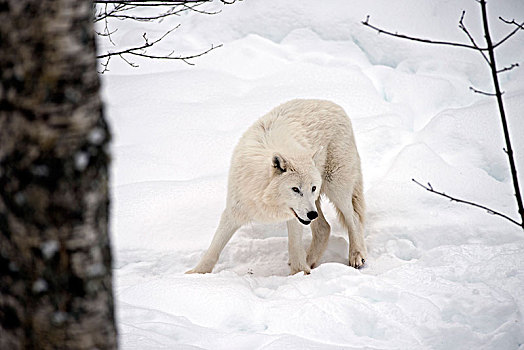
[98,1,524,349]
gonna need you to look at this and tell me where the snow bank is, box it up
[99,0,524,348]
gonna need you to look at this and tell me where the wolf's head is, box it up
[263,151,322,225]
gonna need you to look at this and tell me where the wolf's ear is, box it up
[272,153,287,174]
[312,146,324,166]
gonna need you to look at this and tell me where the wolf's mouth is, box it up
[291,209,311,226]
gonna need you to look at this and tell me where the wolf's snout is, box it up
[307,211,318,220]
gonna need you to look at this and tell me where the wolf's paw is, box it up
[349,250,366,269]
[185,268,209,274]
[185,260,215,274]
[306,253,320,269]
[289,259,311,275]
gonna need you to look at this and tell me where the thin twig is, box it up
[118,53,139,67]
[181,3,220,15]
[494,17,524,48]
[94,1,222,70]
[101,2,217,21]
[96,25,180,59]
[458,11,490,65]
[94,0,208,4]
[104,15,117,45]
[362,15,488,51]
[94,3,129,22]
[412,179,521,227]
[469,86,501,96]
[95,28,118,37]
[126,43,222,65]
[96,23,222,65]
[107,11,182,21]
[94,1,208,6]
[99,56,112,74]
[497,63,519,74]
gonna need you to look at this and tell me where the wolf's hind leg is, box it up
[306,199,330,268]
[186,209,240,274]
[327,184,367,269]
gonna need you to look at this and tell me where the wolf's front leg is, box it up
[306,199,331,269]
[186,209,241,274]
[287,219,310,275]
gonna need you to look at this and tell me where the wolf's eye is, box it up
[292,187,300,193]
[312,186,316,192]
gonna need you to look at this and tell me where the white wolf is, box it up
[187,99,367,275]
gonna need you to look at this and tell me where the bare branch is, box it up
[458,11,490,65]
[469,86,502,96]
[494,17,524,48]
[94,0,209,5]
[106,10,182,21]
[97,25,176,57]
[118,53,140,67]
[94,1,225,70]
[412,179,522,227]
[103,15,117,45]
[94,3,129,22]
[362,15,488,51]
[373,0,524,230]
[126,43,222,65]
[99,2,218,21]
[95,27,118,37]
[96,23,222,68]
[181,3,221,15]
[480,0,524,228]
[500,17,521,25]
[497,62,519,74]
[98,56,112,74]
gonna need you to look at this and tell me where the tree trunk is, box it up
[0,1,117,349]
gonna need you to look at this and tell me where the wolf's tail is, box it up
[352,178,365,227]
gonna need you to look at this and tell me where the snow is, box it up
[98,1,524,349]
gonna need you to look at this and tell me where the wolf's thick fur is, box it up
[187,99,367,274]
